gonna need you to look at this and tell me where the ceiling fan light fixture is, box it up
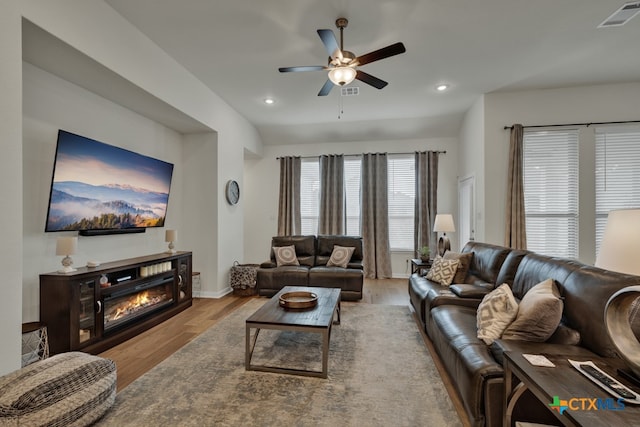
[328,66,357,86]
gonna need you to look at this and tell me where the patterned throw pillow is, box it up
[327,246,356,268]
[273,245,300,267]
[426,256,460,286]
[476,283,519,345]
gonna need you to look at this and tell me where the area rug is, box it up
[96,299,461,427]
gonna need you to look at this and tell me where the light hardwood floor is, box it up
[98,278,470,426]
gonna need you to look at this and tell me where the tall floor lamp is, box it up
[596,209,640,383]
[434,214,455,256]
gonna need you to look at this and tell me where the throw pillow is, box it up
[501,278,563,342]
[443,251,473,284]
[426,256,460,286]
[272,245,300,267]
[327,245,356,268]
[476,283,519,345]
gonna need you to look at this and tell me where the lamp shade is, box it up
[433,214,455,233]
[165,229,177,243]
[595,209,640,275]
[328,66,357,86]
[56,237,77,256]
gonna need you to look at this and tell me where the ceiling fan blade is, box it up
[355,42,406,66]
[317,29,341,59]
[279,66,326,73]
[356,70,388,89]
[318,79,334,96]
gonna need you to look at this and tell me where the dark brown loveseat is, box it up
[256,235,364,300]
[409,241,640,427]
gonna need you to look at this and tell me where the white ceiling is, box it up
[34,1,640,144]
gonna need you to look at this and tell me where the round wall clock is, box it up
[225,180,240,205]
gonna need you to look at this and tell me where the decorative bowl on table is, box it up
[279,291,318,309]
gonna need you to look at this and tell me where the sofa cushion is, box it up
[502,279,563,342]
[271,235,316,267]
[316,235,363,268]
[450,284,491,299]
[444,251,473,284]
[326,245,355,268]
[461,241,511,285]
[476,284,519,345]
[510,253,582,300]
[426,256,460,286]
[273,245,300,267]
[546,323,581,346]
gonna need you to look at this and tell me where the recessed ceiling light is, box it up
[436,84,449,92]
[264,98,275,105]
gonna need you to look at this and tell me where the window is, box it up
[300,159,319,235]
[387,154,415,250]
[344,158,361,235]
[523,130,579,258]
[300,157,360,235]
[298,154,418,251]
[595,128,640,255]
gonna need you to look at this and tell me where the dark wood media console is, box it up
[40,251,192,355]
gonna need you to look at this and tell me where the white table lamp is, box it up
[596,208,640,275]
[56,236,77,273]
[165,229,177,254]
[433,214,455,256]
[597,209,640,383]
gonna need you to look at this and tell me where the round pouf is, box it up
[0,352,116,426]
[604,285,640,379]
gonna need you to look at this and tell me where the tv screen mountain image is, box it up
[45,130,174,232]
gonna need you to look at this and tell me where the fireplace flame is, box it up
[110,290,165,321]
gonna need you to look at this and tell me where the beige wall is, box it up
[0,0,263,374]
[0,0,23,375]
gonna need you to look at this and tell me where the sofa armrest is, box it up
[260,261,276,268]
[449,284,491,299]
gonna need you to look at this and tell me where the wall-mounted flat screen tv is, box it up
[45,130,174,235]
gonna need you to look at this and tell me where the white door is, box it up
[458,175,475,248]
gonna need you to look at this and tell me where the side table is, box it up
[22,322,49,367]
[410,258,432,275]
[503,351,640,427]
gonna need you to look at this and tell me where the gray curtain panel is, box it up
[318,154,345,235]
[504,124,527,249]
[414,151,439,256]
[361,153,392,279]
[277,156,301,236]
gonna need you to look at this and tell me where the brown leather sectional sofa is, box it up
[257,235,364,300]
[409,241,640,427]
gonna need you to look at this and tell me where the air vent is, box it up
[341,86,359,96]
[598,1,640,27]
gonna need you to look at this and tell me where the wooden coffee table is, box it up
[245,286,341,378]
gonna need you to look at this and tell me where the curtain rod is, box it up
[503,120,640,130]
[276,150,446,160]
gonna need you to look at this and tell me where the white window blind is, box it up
[523,130,579,258]
[595,127,640,255]
[387,154,415,250]
[344,158,361,236]
[300,159,319,235]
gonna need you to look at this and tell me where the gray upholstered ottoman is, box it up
[0,352,116,427]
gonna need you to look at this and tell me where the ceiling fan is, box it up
[279,18,406,96]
